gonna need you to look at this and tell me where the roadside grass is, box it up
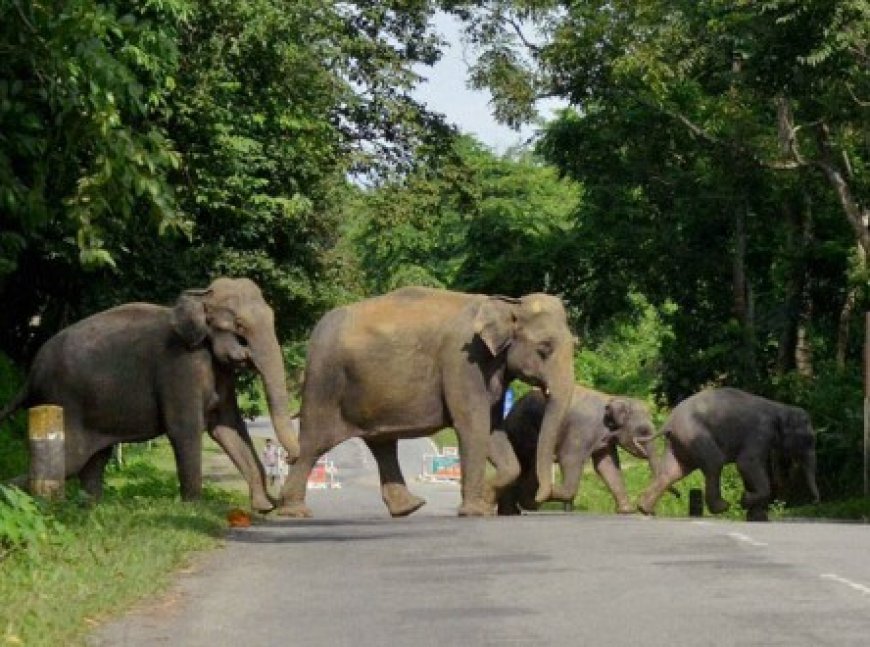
[0,438,246,647]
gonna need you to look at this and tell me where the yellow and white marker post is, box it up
[27,405,65,500]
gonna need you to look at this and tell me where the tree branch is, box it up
[505,15,541,56]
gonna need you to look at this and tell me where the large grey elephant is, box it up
[637,387,819,518]
[496,386,656,515]
[0,278,297,511]
[275,287,575,518]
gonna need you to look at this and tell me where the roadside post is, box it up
[28,405,65,500]
[688,488,703,517]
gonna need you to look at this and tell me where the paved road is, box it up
[92,432,870,647]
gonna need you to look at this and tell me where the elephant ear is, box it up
[170,290,212,348]
[472,297,516,356]
[777,407,814,454]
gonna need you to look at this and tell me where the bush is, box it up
[0,352,27,480]
[575,293,674,400]
[0,485,68,557]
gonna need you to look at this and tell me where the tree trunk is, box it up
[732,201,756,380]
[796,320,814,378]
[777,192,813,376]
[835,246,868,370]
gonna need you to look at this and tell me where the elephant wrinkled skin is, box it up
[275,287,575,518]
[496,386,656,515]
[0,278,296,511]
[638,387,820,519]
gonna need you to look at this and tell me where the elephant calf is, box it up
[637,387,820,519]
[0,278,298,511]
[495,386,656,515]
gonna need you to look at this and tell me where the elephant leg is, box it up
[207,376,274,513]
[275,415,339,518]
[694,437,729,514]
[365,439,426,517]
[164,411,205,501]
[209,423,274,513]
[637,447,688,515]
[550,442,589,504]
[496,484,522,515]
[736,453,772,511]
[168,434,204,501]
[486,431,521,505]
[452,406,495,517]
[78,446,113,501]
[593,447,633,514]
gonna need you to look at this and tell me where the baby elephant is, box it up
[637,387,819,519]
[496,386,656,515]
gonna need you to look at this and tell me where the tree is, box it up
[450,0,868,388]
[0,0,456,356]
[349,136,581,298]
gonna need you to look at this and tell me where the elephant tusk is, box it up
[632,438,649,456]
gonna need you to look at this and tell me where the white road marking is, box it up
[726,531,768,547]
[820,573,870,596]
[691,521,713,527]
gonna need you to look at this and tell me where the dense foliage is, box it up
[0,0,450,357]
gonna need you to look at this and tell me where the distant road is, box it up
[92,422,870,647]
[246,416,451,514]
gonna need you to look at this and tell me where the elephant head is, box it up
[602,397,654,459]
[603,396,667,484]
[472,293,575,504]
[170,277,299,460]
[774,405,820,504]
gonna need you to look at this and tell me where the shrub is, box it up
[0,352,27,480]
[0,485,68,557]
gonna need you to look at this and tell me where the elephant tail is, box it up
[631,428,670,456]
[0,385,29,427]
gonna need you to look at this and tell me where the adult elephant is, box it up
[0,278,297,511]
[276,287,575,518]
[637,387,820,519]
[496,387,657,515]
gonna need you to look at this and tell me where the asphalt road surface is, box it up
[92,429,870,647]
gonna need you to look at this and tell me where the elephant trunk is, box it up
[534,345,574,504]
[801,448,820,504]
[249,327,299,461]
[622,423,654,460]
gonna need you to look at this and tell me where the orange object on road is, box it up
[227,508,252,527]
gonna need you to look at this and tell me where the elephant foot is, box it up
[458,500,496,517]
[251,493,275,514]
[549,484,575,503]
[382,484,426,518]
[746,505,769,522]
[616,501,634,514]
[636,499,656,516]
[274,501,313,518]
[707,498,730,515]
[740,492,769,509]
[251,499,275,514]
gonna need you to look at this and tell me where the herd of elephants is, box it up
[0,277,820,521]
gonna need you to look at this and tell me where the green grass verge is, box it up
[1,439,246,647]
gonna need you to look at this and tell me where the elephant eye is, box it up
[537,340,554,360]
